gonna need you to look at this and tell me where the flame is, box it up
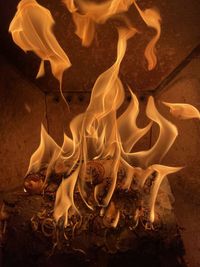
[141,164,182,223]
[117,89,152,153]
[162,101,200,120]
[53,27,137,219]
[27,124,61,177]
[63,0,133,46]
[133,0,161,70]
[80,27,136,207]
[54,166,80,227]
[63,0,161,71]
[33,26,184,228]
[126,96,178,168]
[9,0,199,231]
[9,0,71,100]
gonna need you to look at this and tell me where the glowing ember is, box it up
[9,0,200,240]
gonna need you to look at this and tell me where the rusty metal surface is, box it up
[151,58,200,267]
[0,0,200,94]
[0,55,47,192]
[153,44,200,98]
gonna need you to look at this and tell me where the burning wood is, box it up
[20,159,180,247]
[1,175,186,266]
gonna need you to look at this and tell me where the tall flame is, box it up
[53,27,136,224]
[27,124,61,177]
[9,0,200,231]
[33,25,187,228]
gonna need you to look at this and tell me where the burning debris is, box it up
[28,164,143,253]
[22,161,179,255]
[5,0,200,261]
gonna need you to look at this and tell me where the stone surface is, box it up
[151,58,200,267]
[0,0,199,93]
[0,55,47,192]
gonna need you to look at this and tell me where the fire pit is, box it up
[0,0,200,266]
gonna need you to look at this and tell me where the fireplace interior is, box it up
[0,0,200,267]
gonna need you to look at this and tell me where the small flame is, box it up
[162,101,200,120]
[54,166,80,227]
[141,164,182,223]
[27,124,61,177]
[133,0,161,70]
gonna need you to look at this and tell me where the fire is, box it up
[9,0,200,234]
[9,0,71,105]
[162,101,200,120]
[63,0,133,46]
[133,1,161,70]
[63,0,161,70]
[127,96,178,168]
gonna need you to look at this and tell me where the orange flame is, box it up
[117,89,152,153]
[63,0,133,46]
[63,0,161,71]
[103,201,120,228]
[162,101,200,120]
[8,0,200,231]
[37,27,185,227]
[126,96,178,168]
[27,124,61,177]
[54,166,80,227]
[9,0,71,86]
[133,0,161,70]
[140,164,182,223]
